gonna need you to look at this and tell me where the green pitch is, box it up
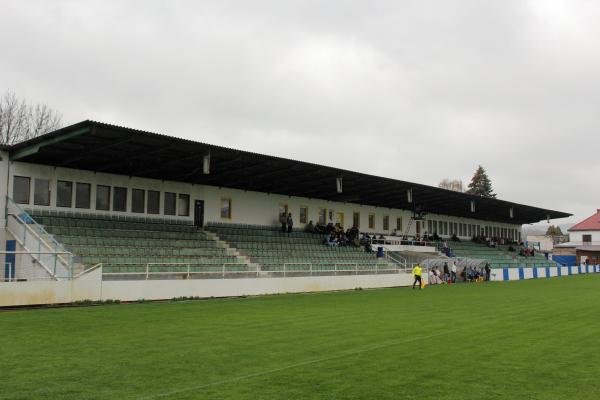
[1,275,599,400]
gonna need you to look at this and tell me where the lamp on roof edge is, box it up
[203,153,210,175]
[336,177,343,194]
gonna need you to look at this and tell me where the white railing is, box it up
[4,262,13,282]
[5,197,74,280]
[0,251,73,281]
[101,262,402,280]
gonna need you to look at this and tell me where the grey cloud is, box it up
[0,0,596,224]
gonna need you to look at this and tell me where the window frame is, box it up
[147,190,160,214]
[368,213,375,230]
[131,188,145,214]
[95,185,111,211]
[318,208,326,225]
[178,194,190,216]
[33,178,50,206]
[75,182,91,209]
[13,176,31,204]
[112,186,127,212]
[56,180,73,208]
[164,192,176,216]
[220,198,232,219]
[353,212,360,228]
[383,215,389,231]
[299,206,308,224]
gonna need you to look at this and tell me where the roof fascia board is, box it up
[9,127,90,161]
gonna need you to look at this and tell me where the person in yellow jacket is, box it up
[412,264,423,289]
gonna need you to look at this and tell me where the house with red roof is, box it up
[560,209,600,265]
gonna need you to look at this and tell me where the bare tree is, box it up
[0,90,62,145]
[438,178,464,192]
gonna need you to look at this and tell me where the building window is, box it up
[396,217,402,231]
[56,180,73,208]
[383,215,389,231]
[299,206,308,224]
[318,208,326,225]
[353,212,360,228]
[279,204,289,217]
[220,198,231,219]
[13,176,31,204]
[427,220,432,234]
[113,187,127,212]
[164,192,176,215]
[147,190,160,214]
[443,221,448,235]
[368,214,375,230]
[33,178,50,206]
[75,183,91,209]
[178,194,190,216]
[132,189,145,213]
[583,234,592,243]
[96,185,110,211]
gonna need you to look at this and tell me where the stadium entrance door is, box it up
[194,200,205,228]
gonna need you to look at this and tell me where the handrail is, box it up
[7,213,73,279]
[6,197,70,254]
[102,263,403,279]
[7,213,69,259]
[74,263,103,279]
[383,251,408,271]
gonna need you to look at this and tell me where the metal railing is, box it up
[0,251,74,281]
[5,197,74,280]
[4,262,13,282]
[101,262,401,280]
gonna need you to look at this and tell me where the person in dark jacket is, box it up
[286,213,293,235]
[280,212,287,233]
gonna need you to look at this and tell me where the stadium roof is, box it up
[569,209,600,232]
[6,120,571,225]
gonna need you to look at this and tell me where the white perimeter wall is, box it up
[0,270,412,307]
[4,161,522,238]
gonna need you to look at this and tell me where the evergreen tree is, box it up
[466,165,496,198]
[545,225,563,236]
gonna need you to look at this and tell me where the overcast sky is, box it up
[1,0,598,226]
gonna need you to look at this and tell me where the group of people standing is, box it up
[279,212,294,235]
[412,261,492,288]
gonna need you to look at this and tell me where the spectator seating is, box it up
[29,212,250,275]
[448,241,557,268]
[205,223,394,272]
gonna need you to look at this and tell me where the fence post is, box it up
[187,263,190,279]
[146,264,149,280]
[355,264,358,275]
[283,264,286,278]
[310,263,313,276]
[222,264,225,279]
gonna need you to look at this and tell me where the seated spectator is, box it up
[432,232,440,241]
[451,233,460,242]
[314,222,325,234]
[325,222,335,234]
[429,269,443,285]
[305,220,315,233]
[364,242,373,253]
[323,233,338,247]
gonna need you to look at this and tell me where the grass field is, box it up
[1,276,599,400]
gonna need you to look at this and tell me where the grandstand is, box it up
[448,241,556,268]
[0,120,572,306]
